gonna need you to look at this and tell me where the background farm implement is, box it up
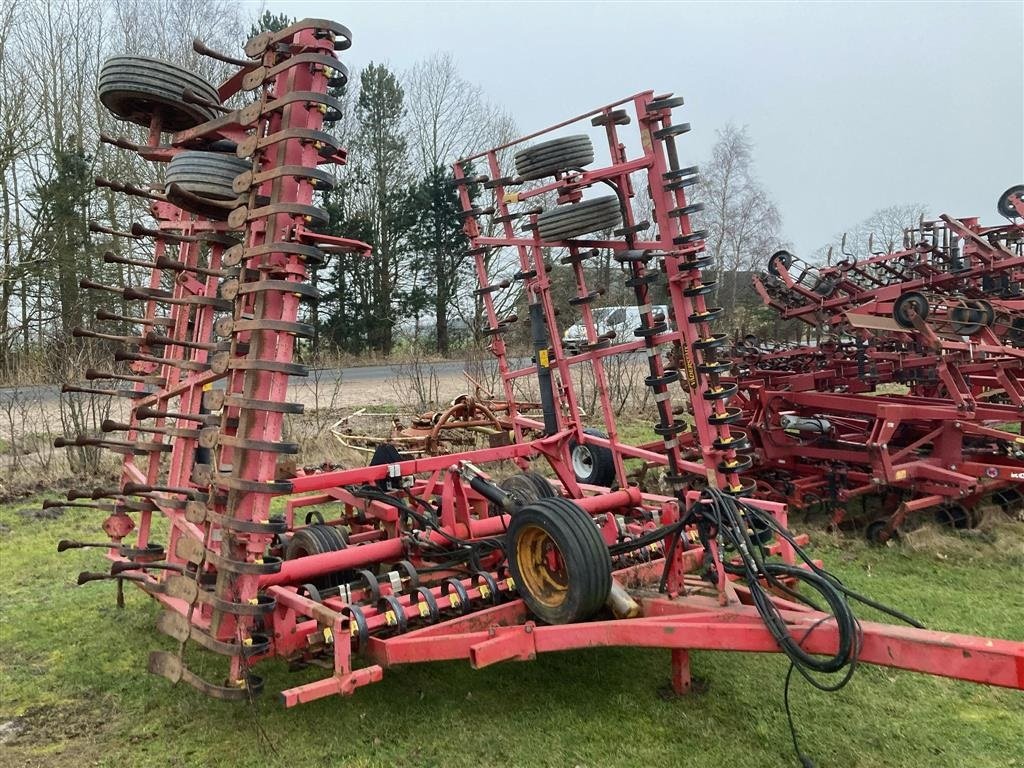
[47,15,1022,764]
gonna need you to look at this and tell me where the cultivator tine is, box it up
[113,349,212,372]
[86,369,167,386]
[98,132,166,156]
[94,176,165,202]
[43,499,110,511]
[79,279,123,295]
[55,435,170,454]
[88,220,137,239]
[58,540,117,552]
[110,560,185,576]
[95,308,175,327]
[192,38,253,69]
[71,326,145,345]
[60,384,146,399]
[147,651,261,700]
[180,86,233,114]
[77,571,127,584]
[129,222,203,244]
[154,254,236,278]
[122,482,202,499]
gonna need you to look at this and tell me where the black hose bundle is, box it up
[690,487,924,766]
[348,486,505,574]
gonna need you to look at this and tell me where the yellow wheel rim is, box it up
[515,524,569,609]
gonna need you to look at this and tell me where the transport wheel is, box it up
[766,250,793,278]
[997,184,1024,218]
[165,151,251,203]
[506,497,612,624]
[98,56,221,130]
[536,196,622,241]
[568,428,616,487]
[514,135,594,181]
[285,524,351,588]
[893,291,929,328]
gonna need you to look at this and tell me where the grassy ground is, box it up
[0,499,1021,768]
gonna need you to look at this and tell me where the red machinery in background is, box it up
[51,16,1022,764]
[736,194,1024,537]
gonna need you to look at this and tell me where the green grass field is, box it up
[1,499,1021,768]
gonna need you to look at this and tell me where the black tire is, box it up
[506,497,612,624]
[767,250,794,278]
[524,470,556,499]
[997,184,1024,218]
[536,196,622,241]
[514,135,594,181]
[948,302,985,337]
[568,428,616,487]
[165,151,250,201]
[98,56,221,130]
[893,291,929,328]
[499,471,556,509]
[284,524,350,588]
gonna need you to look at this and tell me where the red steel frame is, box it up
[54,17,1024,726]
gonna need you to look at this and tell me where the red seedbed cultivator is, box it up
[51,16,1021,763]
[732,191,1024,537]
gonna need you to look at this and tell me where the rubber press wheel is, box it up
[506,497,612,624]
[165,151,251,202]
[514,135,594,181]
[98,56,221,130]
[568,428,616,487]
[536,196,622,242]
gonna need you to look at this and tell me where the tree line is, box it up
[3,1,928,381]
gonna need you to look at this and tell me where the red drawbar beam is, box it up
[370,605,1024,690]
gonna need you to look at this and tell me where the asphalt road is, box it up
[0,358,533,406]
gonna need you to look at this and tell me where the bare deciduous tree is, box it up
[814,203,930,264]
[694,124,782,316]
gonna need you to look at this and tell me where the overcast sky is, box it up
[263,1,1023,255]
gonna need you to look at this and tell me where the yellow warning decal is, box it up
[503,192,520,204]
[538,348,550,368]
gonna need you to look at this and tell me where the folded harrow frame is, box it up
[51,17,1022,761]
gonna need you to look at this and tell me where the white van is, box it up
[562,305,670,353]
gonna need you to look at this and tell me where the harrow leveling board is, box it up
[52,15,1022,763]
